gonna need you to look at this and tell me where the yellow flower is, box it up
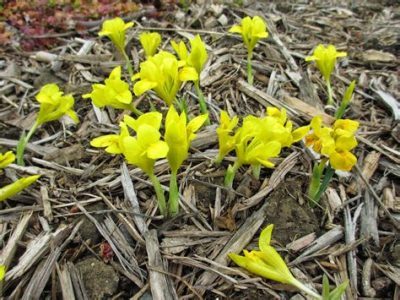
[133,51,198,106]
[0,175,40,202]
[165,106,208,173]
[229,16,268,55]
[140,32,161,58]
[216,111,239,162]
[83,66,133,110]
[305,44,347,82]
[36,83,79,125]
[90,121,129,154]
[0,151,15,169]
[187,35,208,77]
[229,225,322,299]
[121,112,168,176]
[305,116,358,171]
[99,17,134,53]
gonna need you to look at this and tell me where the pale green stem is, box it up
[16,120,40,166]
[194,81,209,124]
[335,100,348,119]
[247,52,254,85]
[326,79,334,105]
[128,103,143,116]
[148,173,167,217]
[313,164,335,205]
[308,159,326,206]
[224,160,241,188]
[291,278,322,299]
[252,164,261,180]
[122,51,134,79]
[168,170,179,216]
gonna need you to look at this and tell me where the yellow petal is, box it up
[292,125,310,142]
[133,80,158,96]
[0,264,5,281]
[90,135,122,154]
[179,66,198,82]
[259,224,273,252]
[0,175,40,202]
[0,151,16,169]
[229,25,242,34]
[147,141,169,159]
[330,151,357,171]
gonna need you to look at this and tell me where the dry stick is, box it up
[21,221,82,300]
[0,211,32,270]
[341,185,363,297]
[120,163,148,236]
[355,164,400,231]
[145,229,177,300]
[56,262,76,300]
[237,79,334,124]
[195,152,299,292]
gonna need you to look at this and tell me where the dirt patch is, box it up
[76,257,119,300]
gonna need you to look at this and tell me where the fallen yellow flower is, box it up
[0,175,40,202]
[229,224,321,299]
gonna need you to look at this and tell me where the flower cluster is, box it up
[217,108,309,187]
[91,108,207,216]
[305,116,358,171]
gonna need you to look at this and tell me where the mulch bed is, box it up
[1,0,399,299]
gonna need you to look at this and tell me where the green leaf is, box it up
[322,275,330,299]
[16,131,27,166]
[328,280,348,300]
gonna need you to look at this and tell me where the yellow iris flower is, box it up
[305,116,358,171]
[229,225,321,299]
[164,106,208,215]
[229,16,268,56]
[83,66,134,111]
[98,17,134,54]
[165,106,208,174]
[36,83,79,125]
[139,32,162,58]
[305,44,347,82]
[216,111,239,163]
[133,51,198,106]
[172,35,208,78]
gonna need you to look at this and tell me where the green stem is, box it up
[252,164,261,180]
[313,164,335,204]
[247,52,254,85]
[308,159,326,205]
[16,120,39,166]
[326,79,334,106]
[148,173,167,217]
[168,170,179,216]
[194,81,209,123]
[224,160,241,188]
[128,103,143,116]
[291,278,322,299]
[122,51,134,79]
